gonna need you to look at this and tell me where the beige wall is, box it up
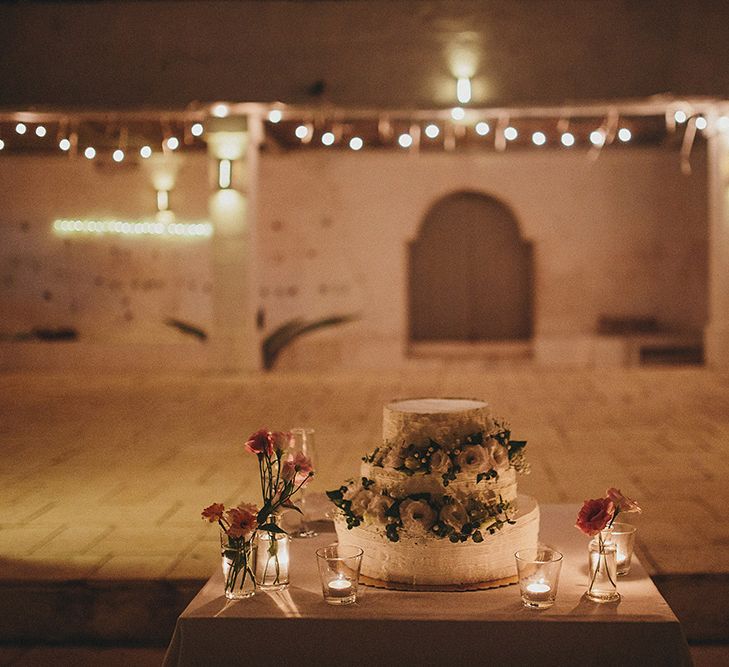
[0,145,708,370]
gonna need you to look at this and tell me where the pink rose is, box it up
[606,488,641,514]
[399,499,436,536]
[245,429,274,457]
[575,497,615,537]
[201,502,225,523]
[225,505,258,538]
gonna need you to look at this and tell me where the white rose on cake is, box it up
[486,439,510,472]
[456,445,487,473]
[347,487,375,517]
[439,499,469,531]
[429,449,451,473]
[399,499,436,535]
[366,494,394,525]
[383,447,405,469]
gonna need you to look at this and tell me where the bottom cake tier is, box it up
[334,494,540,587]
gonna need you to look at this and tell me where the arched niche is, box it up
[408,191,533,342]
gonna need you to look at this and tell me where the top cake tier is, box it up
[383,398,493,447]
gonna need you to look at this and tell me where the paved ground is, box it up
[1,365,728,650]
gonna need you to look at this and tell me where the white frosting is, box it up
[336,495,540,585]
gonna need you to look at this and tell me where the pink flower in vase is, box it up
[226,505,259,538]
[245,429,274,457]
[282,451,315,484]
[575,497,615,537]
[606,488,642,514]
[201,503,225,523]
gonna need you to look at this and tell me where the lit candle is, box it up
[525,582,552,601]
[327,578,353,598]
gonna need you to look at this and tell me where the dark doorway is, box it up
[409,192,533,341]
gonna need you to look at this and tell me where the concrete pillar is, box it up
[206,112,262,372]
[705,114,729,367]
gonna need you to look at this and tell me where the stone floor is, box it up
[1,365,728,646]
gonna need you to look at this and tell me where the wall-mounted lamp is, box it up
[157,190,170,212]
[218,159,232,189]
[456,77,472,104]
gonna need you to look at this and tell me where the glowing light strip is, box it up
[52,219,213,238]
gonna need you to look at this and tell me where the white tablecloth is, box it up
[164,504,691,666]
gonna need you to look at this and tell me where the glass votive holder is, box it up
[315,544,363,606]
[609,522,637,576]
[515,548,563,609]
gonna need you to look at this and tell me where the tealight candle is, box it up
[525,582,552,601]
[327,578,353,598]
[515,548,563,609]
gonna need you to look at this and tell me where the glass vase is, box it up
[255,514,290,591]
[587,529,620,602]
[220,530,256,600]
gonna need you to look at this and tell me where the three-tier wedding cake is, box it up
[327,398,539,589]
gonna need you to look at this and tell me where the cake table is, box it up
[163,504,691,666]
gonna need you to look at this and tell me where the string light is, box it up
[140,145,152,159]
[719,116,729,132]
[589,129,605,146]
[695,116,707,131]
[531,131,546,146]
[190,123,204,137]
[59,138,71,151]
[451,107,465,121]
[618,128,632,142]
[504,126,518,141]
[268,109,282,123]
[321,131,335,146]
[561,132,575,147]
[53,218,212,238]
[398,133,413,148]
[0,139,4,150]
[84,147,96,159]
[166,136,179,150]
[212,103,229,118]
[456,77,472,104]
[424,124,440,139]
[15,123,26,135]
[218,159,232,189]
[295,124,309,140]
[674,110,687,124]
[349,136,363,151]
[35,125,47,137]
[475,121,490,136]
[112,149,125,162]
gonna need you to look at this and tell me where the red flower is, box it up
[245,429,274,457]
[201,503,225,523]
[225,505,258,538]
[575,497,615,537]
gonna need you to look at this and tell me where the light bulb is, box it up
[695,116,707,130]
[718,116,729,132]
[674,110,687,124]
[191,123,204,137]
[295,125,309,139]
[504,126,518,141]
[590,130,605,146]
[15,123,26,135]
[218,159,232,189]
[451,107,465,121]
[166,136,179,150]
[424,124,440,139]
[349,137,363,151]
[618,128,632,142]
[140,145,152,158]
[112,149,125,162]
[561,132,575,147]
[475,121,490,136]
[532,131,546,146]
[268,109,282,123]
[84,147,96,159]
[321,131,335,146]
[398,133,413,148]
[456,77,472,104]
[59,138,71,151]
[35,125,47,137]
[0,139,4,150]
[212,103,229,118]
